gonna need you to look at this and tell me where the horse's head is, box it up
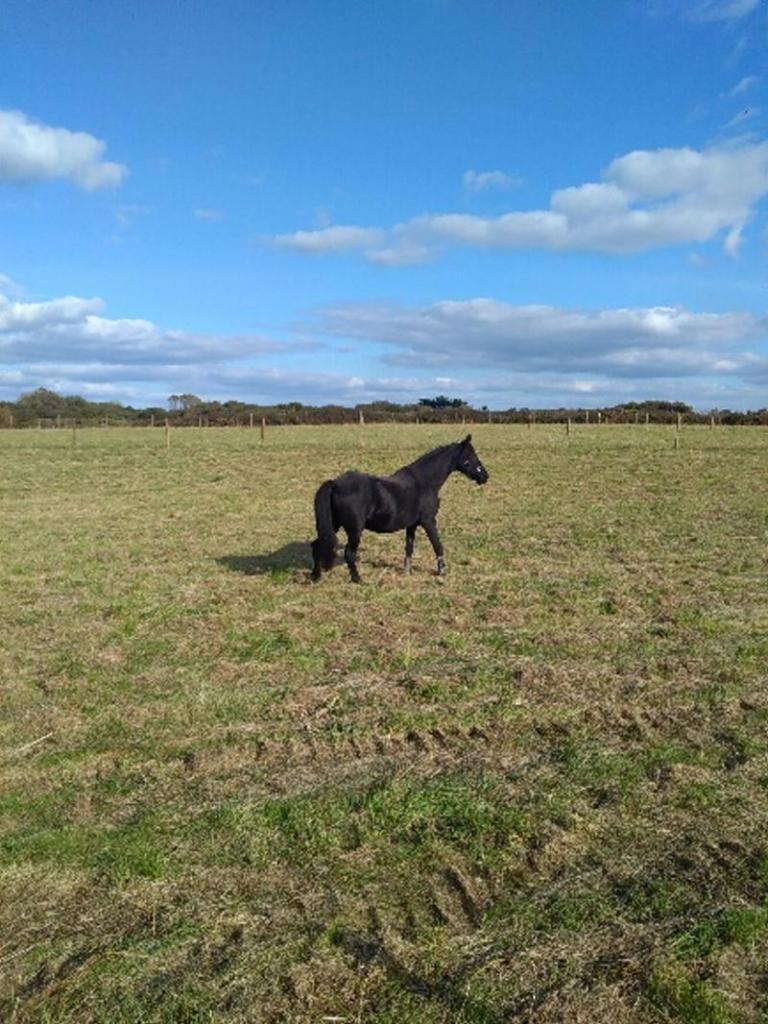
[455,435,489,485]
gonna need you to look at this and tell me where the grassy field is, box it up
[1,422,767,1024]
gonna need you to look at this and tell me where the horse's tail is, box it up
[311,480,337,571]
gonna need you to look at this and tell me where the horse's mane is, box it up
[405,442,458,471]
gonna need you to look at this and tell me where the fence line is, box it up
[5,412,768,431]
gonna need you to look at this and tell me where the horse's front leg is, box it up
[422,519,446,576]
[404,525,416,574]
[344,528,362,583]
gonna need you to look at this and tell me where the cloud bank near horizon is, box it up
[2,280,768,410]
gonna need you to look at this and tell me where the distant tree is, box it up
[5,388,768,428]
[418,395,465,409]
[138,406,166,424]
[16,388,68,423]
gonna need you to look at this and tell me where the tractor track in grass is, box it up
[179,689,768,795]
[187,721,501,794]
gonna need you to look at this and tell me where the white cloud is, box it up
[0,284,310,369]
[683,0,760,20]
[724,222,745,255]
[365,241,432,266]
[273,224,386,254]
[116,204,150,226]
[729,74,760,96]
[0,110,127,191]
[271,141,768,261]
[463,169,521,193]
[193,207,224,222]
[315,298,768,379]
[0,293,103,331]
[3,280,767,410]
[0,272,24,298]
[723,106,760,129]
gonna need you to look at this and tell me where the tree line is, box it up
[1,387,767,428]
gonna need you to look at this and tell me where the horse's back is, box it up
[332,470,373,496]
[329,471,374,527]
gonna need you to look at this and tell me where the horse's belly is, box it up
[366,510,407,533]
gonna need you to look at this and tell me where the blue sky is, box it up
[2,0,768,409]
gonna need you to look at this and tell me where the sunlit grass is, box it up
[1,423,767,1022]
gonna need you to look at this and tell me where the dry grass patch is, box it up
[1,424,767,1022]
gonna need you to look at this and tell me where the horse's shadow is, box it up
[217,541,313,577]
[219,542,425,580]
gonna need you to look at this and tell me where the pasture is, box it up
[1,423,767,1024]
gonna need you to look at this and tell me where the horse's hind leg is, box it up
[422,518,446,576]
[344,528,362,583]
[404,525,416,574]
[310,540,323,581]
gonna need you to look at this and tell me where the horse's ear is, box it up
[462,434,472,445]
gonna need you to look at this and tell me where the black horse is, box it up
[311,435,489,582]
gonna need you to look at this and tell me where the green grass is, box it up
[1,423,767,1022]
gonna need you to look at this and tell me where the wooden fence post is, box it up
[260,417,266,443]
[165,417,170,449]
[566,417,572,436]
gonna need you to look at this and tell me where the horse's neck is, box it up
[406,445,456,490]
